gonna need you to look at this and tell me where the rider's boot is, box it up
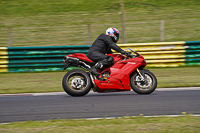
[90,62,103,76]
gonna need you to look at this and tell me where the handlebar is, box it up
[127,47,140,56]
[123,47,140,59]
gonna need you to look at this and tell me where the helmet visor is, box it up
[115,32,119,39]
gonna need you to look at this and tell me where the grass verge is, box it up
[0,116,200,133]
[0,0,200,46]
[0,66,200,94]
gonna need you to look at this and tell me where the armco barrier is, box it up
[0,41,199,72]
[185,41,200,66]
[0,45,90,72]
[118,41,200,67]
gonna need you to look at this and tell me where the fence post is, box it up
[120,0,126,43]
[87,24,91,45]
[8,27,12,47]
[160,20,165,42]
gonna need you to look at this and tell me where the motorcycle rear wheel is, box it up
[130,69,157,94]
[62,69,92,96]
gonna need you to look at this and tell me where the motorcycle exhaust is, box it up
[64,56,80,64]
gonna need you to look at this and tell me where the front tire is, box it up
[130,69,157,94]
[62,69,92,96]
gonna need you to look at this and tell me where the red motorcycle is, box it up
[62,48,157,96]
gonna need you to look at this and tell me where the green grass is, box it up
[150,66,200,88]
[1,0,200,18]
[0,67,199,94]
[0,116,200,133]
[0,0,200,46]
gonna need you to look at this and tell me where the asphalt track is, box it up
[0,87,200,123]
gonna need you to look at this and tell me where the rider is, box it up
[88,27,130,76]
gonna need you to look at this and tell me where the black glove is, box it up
[125,52,132,57]
[121,50,131,57]
[121,50,126,55]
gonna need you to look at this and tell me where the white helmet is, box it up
[106,28,119,43]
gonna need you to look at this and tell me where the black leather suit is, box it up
[88,34,124,67]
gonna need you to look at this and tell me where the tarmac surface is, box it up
[0,87,200,123]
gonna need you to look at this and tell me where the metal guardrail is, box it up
[0,41,200,72]
[118,41,200,67]
[0,45,90,72]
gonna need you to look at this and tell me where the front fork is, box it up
[89,73,100,92]
[136,69,146,81]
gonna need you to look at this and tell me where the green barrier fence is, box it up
[0,41,199,72]
[185,41,200,66]
[0,45,90,72]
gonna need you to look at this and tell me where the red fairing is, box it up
[107,54,125,62]
[93,54,147,92]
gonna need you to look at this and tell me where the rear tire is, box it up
[130,69,157,94]
[62,69,92,96]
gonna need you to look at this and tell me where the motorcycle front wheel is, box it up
[130,69,157,94]
[62,69,92,96]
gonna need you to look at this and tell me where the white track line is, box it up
[156,87,200,91]
[86,114,200,120]
[0,87,199,97]
[1,114,200,124]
